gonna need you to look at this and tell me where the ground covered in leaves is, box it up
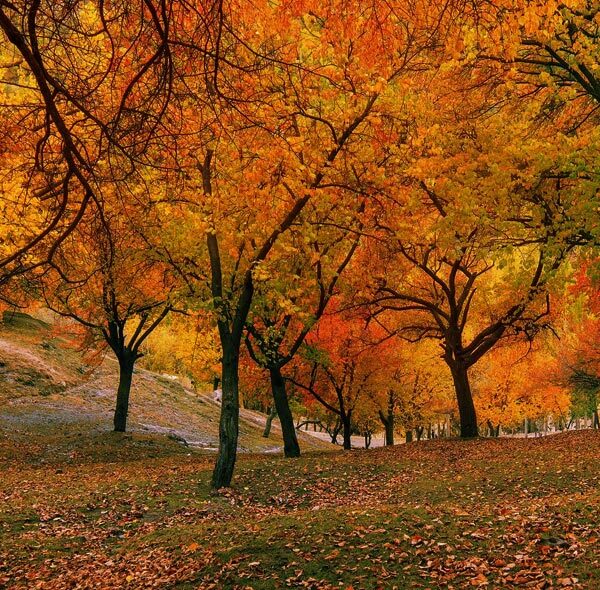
[2,430,600,589]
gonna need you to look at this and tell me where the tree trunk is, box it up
[379,409,394,446]
[594,409,599,429]
[211,345,240,489]
[405,429,413,443]
[330,418,341,445]
[386,391,396,445]
[385,412,394,446]
[113,354,135,433]
[263,407,277,438]
[270,367,300,458]
[416,426,424,441]
[341,415,352,450]
[450,362,478,438]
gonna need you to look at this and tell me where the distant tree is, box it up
[40,204,174,432]
[558,259,600,426]
[360,84,593,437]
[290,309,399,450]
[472,340,570,435]
[141,312,221,389]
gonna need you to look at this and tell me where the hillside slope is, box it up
[0,312,332,464]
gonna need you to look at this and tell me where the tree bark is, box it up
[386,414,394,445]
[211,344,240,489]
[270,367,300,458]
[449,362,478,438]
[378,409,394,446]
[113,353,135,432]
[341,415,352,450]
[263,407,277,438]
[405,429,413,443]
[379,402,394,447]
[330,418,341,445]
[385,412,394,446]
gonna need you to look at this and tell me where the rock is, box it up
[167,433,189,447]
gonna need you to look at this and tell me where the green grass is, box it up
[0,314,597,587]
[1,431,600,588]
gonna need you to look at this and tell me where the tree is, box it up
[472,340,570,435]
[360,79,593,437]
[39,201,174,432]
[244,199,365,457]
[290,308,399,450]
[555,258,600,426]
[367,339,454,444]
[0,1,176,288]
[471,1,600,126]
[167,0,456,487]
[140,312,221,390]
[378,387,399,446]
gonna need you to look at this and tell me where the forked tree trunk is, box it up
[211,344,240,489]
[269,366,300,458]
[330,418,341,445]
[449,361,478,438]
[263,407,277,438]
[113,353,135,432]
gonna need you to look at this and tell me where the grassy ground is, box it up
[2,430,600,589]
[1,314,599,588]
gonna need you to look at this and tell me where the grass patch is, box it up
[2,431,600,588]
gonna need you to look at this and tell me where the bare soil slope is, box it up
[0,312,331,464]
